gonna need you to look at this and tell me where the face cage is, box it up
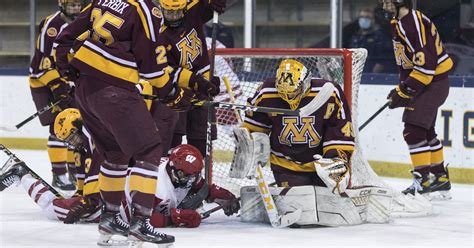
[173,169,197,187]
[64,128,82,150]
[162,8,185,28]
[61,3,83,20]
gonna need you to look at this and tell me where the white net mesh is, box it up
[209,48,382,195]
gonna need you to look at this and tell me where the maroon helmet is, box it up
[169,144,204,176]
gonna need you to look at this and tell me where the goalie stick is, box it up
[0,144,64,198]
[0,99,62,132]
[141,82,335,117]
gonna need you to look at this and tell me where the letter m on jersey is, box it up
[176,28,202,69]
[279,116,321,147]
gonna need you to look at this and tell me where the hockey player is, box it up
[236,59,354,193]
[380,0,453,198]
[0,144,239,231]
[156,0,226,156]
[54,1,224,244]
[28,0,85,191]
[54,0,187,245]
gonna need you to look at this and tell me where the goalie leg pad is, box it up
[241,185,392,226]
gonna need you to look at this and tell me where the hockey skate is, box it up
[402,170,430,196]
[0,161,28,191]
[97,211,130,247]
[427,168,452,201]
[128,216,175,248]
[52,173,76,191]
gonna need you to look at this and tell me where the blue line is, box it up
[361,73,474,88]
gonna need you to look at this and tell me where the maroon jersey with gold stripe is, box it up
[29,11,66,88]
[55,0,172,97]
[156,0,214,84]
[243,79,355,173]
[390,10,453,89]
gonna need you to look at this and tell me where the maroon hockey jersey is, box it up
[155,0,214,84]
[29,11,69,125]
[54,0,173,97]
[243,79,355,172]
[30,11,66,88]
[390,10,453,89]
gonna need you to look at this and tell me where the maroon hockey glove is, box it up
[387,84,412,109]
[170,208,202,228]
[208,0,226,14]
[162,86,196,112]
[63,195,100,224]
[47,78,72,106]
[207,184,240,216]
[190,75,220,97]
[150,212,172,227]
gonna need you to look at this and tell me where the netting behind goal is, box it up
[209,48,384,195]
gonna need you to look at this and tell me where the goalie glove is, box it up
[313,155,351,195]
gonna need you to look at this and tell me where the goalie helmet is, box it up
[275,59,312,110]
[159,0,187,28]
[54,108,83,149]
[58,0,84,21]
[169,144,203,187]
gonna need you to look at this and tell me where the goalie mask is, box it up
[54,108,83,150]
[159,0,187,28]
[58,0,84,21]
[379,0,412,19]
[275,59,312,110]
[169,144,203,187]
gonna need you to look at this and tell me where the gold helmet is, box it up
[159,0,187,28]
[54,108,82,148]
[275,59,312,110]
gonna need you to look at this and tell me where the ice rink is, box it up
[0,149,473,248]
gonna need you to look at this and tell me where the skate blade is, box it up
[98,233,130,247]
[128,237,175,248]
[427,191,452,201]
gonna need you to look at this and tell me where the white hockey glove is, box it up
[314,155,351,194]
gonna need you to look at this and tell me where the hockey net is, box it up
[208,48,390,195]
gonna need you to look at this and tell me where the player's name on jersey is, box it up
[98,0,129,14]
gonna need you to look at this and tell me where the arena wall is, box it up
[1,75,473,183]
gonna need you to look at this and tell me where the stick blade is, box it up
[0,125,18,132]
[299,83,335,117]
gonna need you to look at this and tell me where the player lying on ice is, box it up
[231,59,431,227]
[0,110,239,231]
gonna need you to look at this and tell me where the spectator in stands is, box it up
[347,7,393,73]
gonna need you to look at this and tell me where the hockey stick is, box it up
[201,197,241,220]
[0,99,62,132]
[0,144,64,198]
[223,75,243,123]
[358,101,390,131]
[255,163,302,228]
[141,82,334,117]
[204,11,220,186]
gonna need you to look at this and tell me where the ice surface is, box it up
[0,150,473,248]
